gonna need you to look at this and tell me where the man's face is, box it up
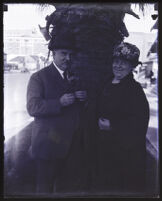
[112,58,134,80]
[52,49,74,71]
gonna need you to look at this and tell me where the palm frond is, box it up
[133,3,155,16]
[37,3,153,16]
[37,3,55,11]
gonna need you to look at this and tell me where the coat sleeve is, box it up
[26,73,62,117]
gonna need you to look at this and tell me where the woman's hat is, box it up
[113,42,141,66]
[48,31,76,51]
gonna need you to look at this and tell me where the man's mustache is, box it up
[63,61,70,65]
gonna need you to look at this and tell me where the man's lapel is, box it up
[49,62,69,88]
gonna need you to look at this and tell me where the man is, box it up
[26,32,87,194]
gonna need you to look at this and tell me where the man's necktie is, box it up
[63,70,68,81]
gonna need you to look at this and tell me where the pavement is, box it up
[4,72,33,141]
[135,71,158,158]
[143,83,158,159]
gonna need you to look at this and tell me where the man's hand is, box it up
[60,93,75,106]
[98,117,111,131]
[75,91,87,101]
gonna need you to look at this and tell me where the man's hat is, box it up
[48,32,76,51]
[113,42,141,66]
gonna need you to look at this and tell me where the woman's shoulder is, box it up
[130,78,144,91]
[129,79,149,103]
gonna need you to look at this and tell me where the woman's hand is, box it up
[98,117,111,131]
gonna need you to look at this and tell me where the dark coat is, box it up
[97,73,150,192]
[27,63,82,160]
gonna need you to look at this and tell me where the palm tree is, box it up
[38,3,151,85]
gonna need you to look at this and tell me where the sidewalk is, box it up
[143,83,158,159]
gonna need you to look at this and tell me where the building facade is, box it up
[124,31,157,63]
[4,29,48,57]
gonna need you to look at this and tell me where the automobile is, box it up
[21,68,29,73]
[5,62,19,71]
[4,64,11,72]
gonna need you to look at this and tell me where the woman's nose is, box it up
[116,65,123,69]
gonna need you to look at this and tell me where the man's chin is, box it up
[59,65,67,71]
[63,64,70,69]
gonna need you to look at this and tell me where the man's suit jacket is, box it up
[27,63,82,160]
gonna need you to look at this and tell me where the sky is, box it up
[3,3,157,33]
[3,4,55,30]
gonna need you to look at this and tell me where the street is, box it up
[4,72,33,141]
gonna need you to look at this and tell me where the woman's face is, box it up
[112,58,134,80]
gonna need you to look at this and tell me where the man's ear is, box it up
[131,66,135,71]
[52,50,55,56]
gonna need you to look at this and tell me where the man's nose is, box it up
[65,54,70,61]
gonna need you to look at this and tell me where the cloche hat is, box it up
[113,42,141,67]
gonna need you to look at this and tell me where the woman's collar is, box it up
[113,73,134,84]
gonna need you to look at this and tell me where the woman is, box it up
[97,42,150,194]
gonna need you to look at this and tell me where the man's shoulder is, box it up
[31,64,52,79]
[37,63,52,75]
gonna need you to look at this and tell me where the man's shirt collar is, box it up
[53,61,64,78]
